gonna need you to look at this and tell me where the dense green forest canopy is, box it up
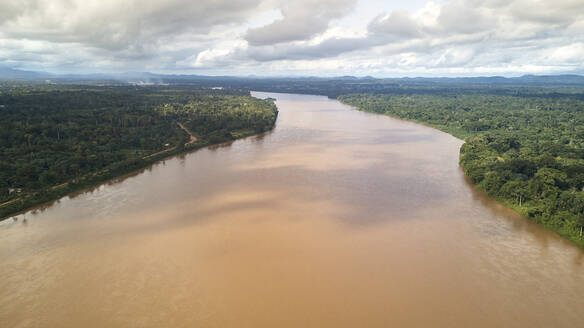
[3,75,584,246]
[245,79,584,99]
[339,92,584,246]
[0,84,277,218]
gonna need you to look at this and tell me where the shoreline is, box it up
[338,97,584,248]
[0,126,275,222]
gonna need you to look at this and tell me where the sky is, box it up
[0,0,582,77]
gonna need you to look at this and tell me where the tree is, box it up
[501,180,528,206]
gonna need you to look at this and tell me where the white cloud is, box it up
[245,0,356,45]
[368,11,423,40]
[0,0,582,76]
[544,43,584,64]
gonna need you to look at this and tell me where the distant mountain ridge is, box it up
[397,74,584,85]
[1,67,584,86]
[0,67,52,79]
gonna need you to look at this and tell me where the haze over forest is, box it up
[1,0,583,77]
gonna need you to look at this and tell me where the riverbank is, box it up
[338,97,584,248]
[0,123,276,221]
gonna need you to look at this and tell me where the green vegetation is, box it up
[4,75,584,248]
[0,85,277,219]
[155,94,278,143]
[340,93,584,247]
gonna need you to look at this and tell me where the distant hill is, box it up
[513,74,584,85]
[0,67,51,80]
[1,67,583,86]
[398,75,584,86]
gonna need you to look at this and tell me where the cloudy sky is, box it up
[0,0,582,76]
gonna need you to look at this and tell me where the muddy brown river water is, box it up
[1,92,584,327]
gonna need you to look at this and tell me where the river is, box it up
[1,92,583,327]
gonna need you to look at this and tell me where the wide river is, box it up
[1,92,584,327]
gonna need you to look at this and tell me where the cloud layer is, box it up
[245,0,355,45]
[0,0,582,76]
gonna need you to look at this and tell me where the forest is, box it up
[3,76,584,247]
[0,84,277,219]
[339,92,584,246]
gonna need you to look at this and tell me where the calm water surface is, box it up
[1,92,583,327]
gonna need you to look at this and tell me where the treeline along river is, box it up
[1,92,583,327]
